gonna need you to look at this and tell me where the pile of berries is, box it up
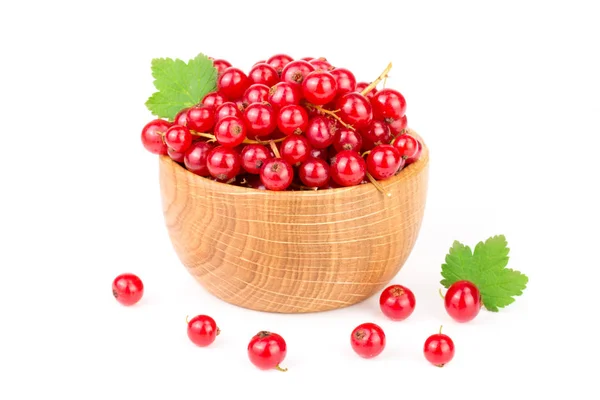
[113,273,482,370]
[140,54,423,191]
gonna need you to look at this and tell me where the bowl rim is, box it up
[159,128,429,197]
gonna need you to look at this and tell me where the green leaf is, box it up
[440,235,528,311]
[145,53,217,120]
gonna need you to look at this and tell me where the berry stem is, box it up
[189,130,285,145]
[185,315,190,324]
[366,172,391,197]
[360,62,393,97]
[439,325,443,334]
[275,364,288,372]
[269,140,281,158]
[216,327,221,336]
[438,288,445,300]
[306,103,356,131]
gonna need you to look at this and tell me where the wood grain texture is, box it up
[159,129,429,313]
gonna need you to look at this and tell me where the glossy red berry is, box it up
[168,147,185,163]
[184,141,213,176]
[186,105,216,132]
[174,107,190,126]
[386,114,408,135]
[305,116,336,149]
[280,60,315,89]
[202,92,227,108]
[260,158,294,191]
[164,125,193,153]
[392,133,419,159]
[268,82,301,111]
[330,150,366,187]
[302,71,338,105]
[243,83,270,105]
[330,68,357,97]
[141,119,171,155]
[309,57,333,71]
[299,157,330,188]
[361,120,391,151]
[214,116,247,147]
[336,92,373,129]
[247,331,287,371]
[366,144,403,179]
[355,82,378,100]
[218,67,250,99]
[243,103,277,138]
[280,135,311,166]
[405,139,422,165]
[206,146,242,181]
[187,315,220,347]
[444,280,481,323]
[112,273,144,306]
[333,128,363,152]
[371,88,407,120]
[350,322,386,359]
[266,54,294,75]
[248,63,280,87]
[379,284,416,321]
[241,144,271,174]
[277,104,309,136]
[424,326,455,367]
[212,59,231,75]
[215,102,243,121]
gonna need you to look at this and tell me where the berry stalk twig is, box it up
[366,172,391,197]
[360,62,393,97]
[305,103,356,131]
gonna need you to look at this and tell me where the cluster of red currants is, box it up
[140,54,423,191]
[113,274,482,370]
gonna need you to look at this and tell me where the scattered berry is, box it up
[302,71,338,105]
[141,119,171,155]
[187,315,220,347]
[164,125,193,153]
[186,105,216,132]
[299,157,330,188]
[350,322,386,358]
[424,326,455,367]
[112,273,144,306]
[366,144,403,180]
[392,133,419,159]
[184,141,213,176]
[248,331,288,371]
[206,146,242,182]
[379,284,416,321]
[443,280,481,323]
[330,150,366,187]
[260,158,294,191]
[241,144,271,174]
[371,88,407,120]
[218,67,250,99]
[248,63,279,87]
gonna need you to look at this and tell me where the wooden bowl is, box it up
[159,129,429,313]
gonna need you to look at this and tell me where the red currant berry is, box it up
[366,144,403,180]
[392,133,419,159]
[379,284,416,321]
[112,273,144,306]
[184,141,213,176]
[355,82,378,100]
[280,135,311,166]
[305,116,337,149]
[386,114,408,135]
[215,101,243,121]
[268,82,301,111]
[241,144,271,174]
[186,105,216,132]
[187,315,220,347]
[424,326,455,367]
[266,54,294,75]
[330,68,357,97]
[336,92,373,129]
[333,127,363,152]
[206,146,242,181]
[141,119,171,155]
[164,125,193,153]
[248,63,279,87]
[405,139,422,165]
[371,88,407,120]
[302,71,338,105]
[330,150,366,187]
[280,60,315,89]
[361,120,391,151]
[444,280,481,323]
[214,116,247,148]
[277,104,309,136]
[309,57,333,71]
[218,67,250,99]
[299,157,330,188]
[168,147,185,163]
[260,158,294,191]
[243,83,270,105]
[243,103,277,138]
[202,91,227,108]
[212,59,231,75]
[350,322,386,359]
[248,331,288,371]
[174,107,190,126]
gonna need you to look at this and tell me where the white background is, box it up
[1,0,598,399]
